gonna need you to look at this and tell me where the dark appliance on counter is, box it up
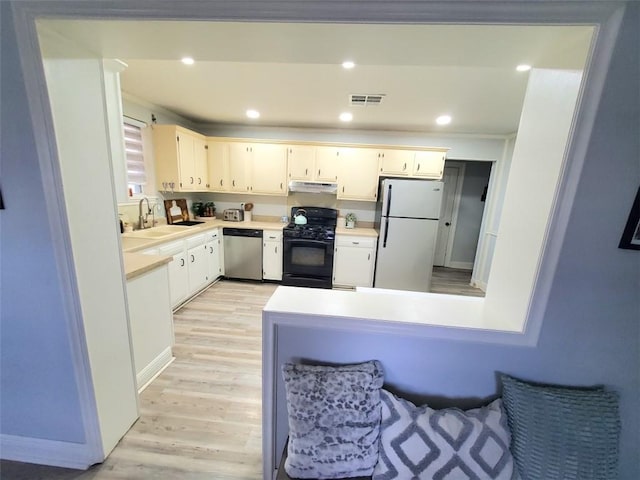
[282,207,337,289]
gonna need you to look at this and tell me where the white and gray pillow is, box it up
[282,360,384,479]
[373,389,514,480]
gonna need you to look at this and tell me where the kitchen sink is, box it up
[123,224,192,239]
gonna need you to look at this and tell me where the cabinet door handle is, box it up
[318,169,321,177]
[275,246,278,254]
[220,179,223,186]
[190,255,195,263]
[232,180,235,187]
[403,162,407,171]
[180,258,185,267]
[416,163,421,171]
[280,182,283,190]
[368,253,371,260]
[190,177,194,184]
[198,177,202,184]
[342,186,345,193]
[352,241,360,245]
[210,246,213,253]
[305,168,308,175]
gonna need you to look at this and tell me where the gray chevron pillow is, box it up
[373,389,514,480]
[282,360,384,479]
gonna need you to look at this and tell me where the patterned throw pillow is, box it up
[282,360,384,479]
[501,374,620,480]
[373,389,514,480]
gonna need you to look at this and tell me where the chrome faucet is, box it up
[138,197,152,230]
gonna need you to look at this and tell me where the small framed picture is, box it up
[619,186,640,250]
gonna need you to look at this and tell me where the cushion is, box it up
[282,360,384,479]
[373,389,514,480]
[501,374,620,480]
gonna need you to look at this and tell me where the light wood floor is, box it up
[0,281,278,480]
[431,266,485,297]
[0,270,481,479]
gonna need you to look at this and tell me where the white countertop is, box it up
[121,219,377,252]
[120,218,286,252]
[123,252,172,280]
[264,285,522,335]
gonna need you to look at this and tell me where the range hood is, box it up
[288,181,338,194]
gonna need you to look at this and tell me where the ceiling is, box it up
[41,20,593,135]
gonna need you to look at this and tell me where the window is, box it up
[123,118,146,196]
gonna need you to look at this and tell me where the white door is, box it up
[434,165,462,266]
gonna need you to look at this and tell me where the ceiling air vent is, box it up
[349,94,385,107]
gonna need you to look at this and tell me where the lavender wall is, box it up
[0,2,85,442]
[276,4,639,476]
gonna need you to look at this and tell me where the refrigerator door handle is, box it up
[385,184,393,218]
[383,217,390,248]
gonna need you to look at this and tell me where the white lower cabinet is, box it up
[263,229,283,281]
[333,235,377,288]
[159,240,189,308]
[186,234,209,293]
[158,231,219,309]
[206,229,222,281]
[126,265,174,390]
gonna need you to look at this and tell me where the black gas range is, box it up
[282,207,338,289]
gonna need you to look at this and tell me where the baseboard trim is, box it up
[136,347,174,392]
[0,433,95,470]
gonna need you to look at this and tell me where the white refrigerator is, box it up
[374,178,444,292]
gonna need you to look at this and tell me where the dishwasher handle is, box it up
[223,228,263,238]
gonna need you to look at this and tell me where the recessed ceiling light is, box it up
[516,64,532,72]
[436,115,452,126]
[181,57,195,65]
[342,61,355,69]
[339,112,353,122]
[246,109,260,119]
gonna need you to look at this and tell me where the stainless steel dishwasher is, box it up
[223,228,263,280]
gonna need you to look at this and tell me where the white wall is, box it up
[485,69,582,327]
[39,26,139,459]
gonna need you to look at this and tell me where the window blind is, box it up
[123,121,146,185]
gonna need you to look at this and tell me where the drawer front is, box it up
[158,239,186,256]
[186,233,207,249]
[335,235,376,248]
[263,230,283,242]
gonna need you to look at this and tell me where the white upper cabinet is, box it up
[314,146,341,182]
[287,145,316,181]
[251,144,288,195]
[337,148,379,201]
[207,140,230,192]
[228,142,252,192]
[412,150,446,179]
[378,149,414,176]
[156,128,447,196]
[153,125,208,192]
[228,142,288,195]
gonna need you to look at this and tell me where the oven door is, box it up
[282,238,334,288]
